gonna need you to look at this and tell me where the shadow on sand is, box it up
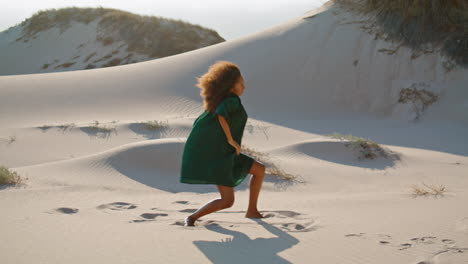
[194,219,300,264]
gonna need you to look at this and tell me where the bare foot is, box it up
[184,216,196,226]
[245,211,264,218]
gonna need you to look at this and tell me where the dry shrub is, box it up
[241,145,301,182]
[327,132,400,160]
[57,123,76,132]
[143,120,169,130]
[89,120,116,133]
[411,182,446,197]
[54,62,76,69]
[399,87,438,106]
[397,83,439,121]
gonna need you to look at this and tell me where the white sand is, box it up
[1,1,467,263]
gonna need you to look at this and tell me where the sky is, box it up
[0,0,327,40]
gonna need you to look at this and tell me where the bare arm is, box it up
[217,114,234,144]
[217,114,240,153]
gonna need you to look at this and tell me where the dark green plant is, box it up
[0,166,23,186]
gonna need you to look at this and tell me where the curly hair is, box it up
[196,61,242,114]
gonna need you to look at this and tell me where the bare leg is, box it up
[245,160,265,218]
[185,185,234,226]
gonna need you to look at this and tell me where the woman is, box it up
[180,60,266,226]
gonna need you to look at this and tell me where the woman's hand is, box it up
[228,139,241,155]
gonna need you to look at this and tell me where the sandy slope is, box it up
[1,1,467,264]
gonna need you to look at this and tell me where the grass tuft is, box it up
[241,145,301,182]
[143,120,169,130]
[0,165,24,186]
[411,182,447,197]
[89,120,116,132]
[57,123,76,132]
[326,132,400,160]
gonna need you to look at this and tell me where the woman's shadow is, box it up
[194,219,300,264]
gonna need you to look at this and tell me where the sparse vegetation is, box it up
[326,132,398,160]
[102,58,122,67]
[54,62,76,69]
[399,85,439,106]
[16,7,224,62]
[93,54,113,63]
[398,83,439,121]
[42,63,50,69]
[241,145,300,182]
[17,7,104,41]
[89,120,116,132]
[97,36,114,46]
[143,120,169,130]
[0,165,24,186]
[334,0,468,67]
[245,121,272,140]
[57,123,76,132]
[97,8,224,57]
[84,63,96,69]
[38,124,53,131]
[84,52,96,63]
[411,182,447,197]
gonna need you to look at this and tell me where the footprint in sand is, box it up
[377,234,392,244]
[346,234,413,250]
[172,210,314,232]
[46,207,79,214]
[346,232,464,258]
[257,210,317,232]
[263,210,302,219]
[278,221,318,232]
[130,213,168,223]
[345,233,366,238]
[179,208,197,213]
[441,239,455,245]
[172,219,218,227]
[398,243,413,250]
[410,236,437,245]
[96,202,137,211]
[173,201,189,205]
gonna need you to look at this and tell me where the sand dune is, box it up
[1,1,467,263]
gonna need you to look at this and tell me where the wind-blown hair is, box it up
[196,61,241,113]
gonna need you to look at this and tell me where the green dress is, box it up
[180,92,254,187]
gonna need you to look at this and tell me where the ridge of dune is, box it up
[1,1,468,264]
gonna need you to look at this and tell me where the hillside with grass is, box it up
[0,7,225,75]
[334,0,468,68]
